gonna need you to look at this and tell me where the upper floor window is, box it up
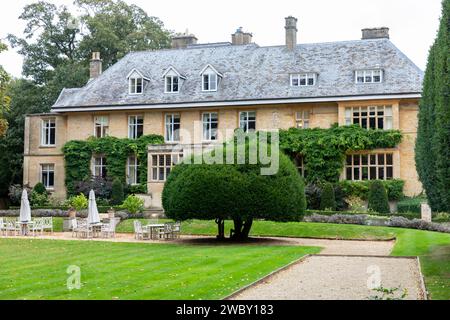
[127,69,147,94]
[128,115,144,139]
[291,73,317,87]
[94,116,109,138]
[239,111,256,132]
[41,164,55,189]
[127,155,140,185]
[345,153,393,181]
[295,110,310,129]
[345,106,392,130]
[163,67,185,93]
[355,69,383,84]
[93,156,107,178]
[200,65,222,92]
[165,114,180,142]
[202,112,218,141]
[151,153,183,182]
[41,118,56,146]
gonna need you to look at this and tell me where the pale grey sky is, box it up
[0,0,443,77]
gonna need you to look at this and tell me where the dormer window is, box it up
[200,65,223,92]
[163,67,186,93]
[127,69,148,95]
[355,69,383,84]
[291,73,317,87]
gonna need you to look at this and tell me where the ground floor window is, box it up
[345,153,393,180]
[151,154,183,182]
[41,164,55,189]
[93,156,107,178]
[295,111,310,129]
[127,155,140,185]
[239,111,256,132]
[294,154,306,177]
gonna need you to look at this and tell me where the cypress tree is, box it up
[367,181,390,214]
[416,0,450,212]
[320,182,336,211]
[111,178,124,206]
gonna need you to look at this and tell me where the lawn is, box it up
[0,238,320,300]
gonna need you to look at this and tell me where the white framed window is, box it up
[290,73,317,87]
[41,164,55,189]
[202,112,218,141]
[127,155,140,185]
[94,116,109,138]
[165,114,180,142]
[345,153,394,181]
[41,118,56,146]
[151,154,183,182]
[295,110,310,129]
[165,74,179,93]
[239,111,256,132]
[93,156,107,178]
[128,115,144,139]
[200,65,222,92]
[294,154,306,177]
[128,69,145,94]
[355,69,383,84]
[345,105,393,130]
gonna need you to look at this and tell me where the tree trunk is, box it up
[215,218,225,239]
[231,217,253,240]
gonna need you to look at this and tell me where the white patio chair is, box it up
[172,221,181,239]
[134,220,150,240]
[71,218,78,237]
[101,218,117,238]
[73,219,92,238]
[4,219,20,236]
[163,223,174,240]
[31,218,44,237]
[42,217,53,234]
[0,218,4,236]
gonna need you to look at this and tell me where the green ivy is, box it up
[62,135,164,196]
[280,124,403,183]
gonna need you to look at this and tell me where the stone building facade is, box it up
[23,17,424,207]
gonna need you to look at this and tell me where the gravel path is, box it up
[230,255,425,300]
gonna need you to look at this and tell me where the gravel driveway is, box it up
[229,255,425,300]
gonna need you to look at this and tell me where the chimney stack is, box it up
[285,16,298,50]
[171,30,198,49]
[361,27,390,40]
[232,27,253,45]
[89,52,102,79]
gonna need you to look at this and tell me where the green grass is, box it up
[0,238,320,300]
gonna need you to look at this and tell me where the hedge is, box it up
[337,179,404,201]
[397,197,426,214]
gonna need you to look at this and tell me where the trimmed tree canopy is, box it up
[162,139,306,239]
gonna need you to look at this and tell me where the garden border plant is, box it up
[62,135,164,196]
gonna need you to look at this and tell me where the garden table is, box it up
[90,223,104,238]
[146,224,165,240]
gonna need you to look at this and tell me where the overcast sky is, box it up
[0,0,443,77]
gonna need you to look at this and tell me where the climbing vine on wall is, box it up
[279,124,403,183]
[62,135,164,196]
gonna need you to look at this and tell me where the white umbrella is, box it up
[19,189,32,223]
[87,190,100,224]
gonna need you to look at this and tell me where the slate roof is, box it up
[52,38,423,111]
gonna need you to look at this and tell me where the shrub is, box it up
[337,180,404,201]
[30,190,49,207]
[305,214,367,225]
[368,181,390,214]
[163,137,306,239]
[73,176,113,200]
[120,195,145,214]
[320,183,336,211]
[305,183,322,210]
[111,179,124,205]
[8,185,31,205]
[397,196,426,214]
[69,194,88,211]
[388,216,450,233]
[127,184,147,194]
[32,182,47,195]
[334,185,348,211]
[346,195,366,212]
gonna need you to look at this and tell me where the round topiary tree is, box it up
[111,178,124,205]
[33,182,47,195]
[368,181,390,214]
[320,182,336,211]
[162,139,306,240]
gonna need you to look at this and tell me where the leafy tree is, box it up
[111,178,124,205]
[415,0,450,212]
[163,138,306,240]
[76,0,172,68]
[33,182,47,195]
[0,41,10,137]
[320,182,336,211]
[367,181,390,214]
